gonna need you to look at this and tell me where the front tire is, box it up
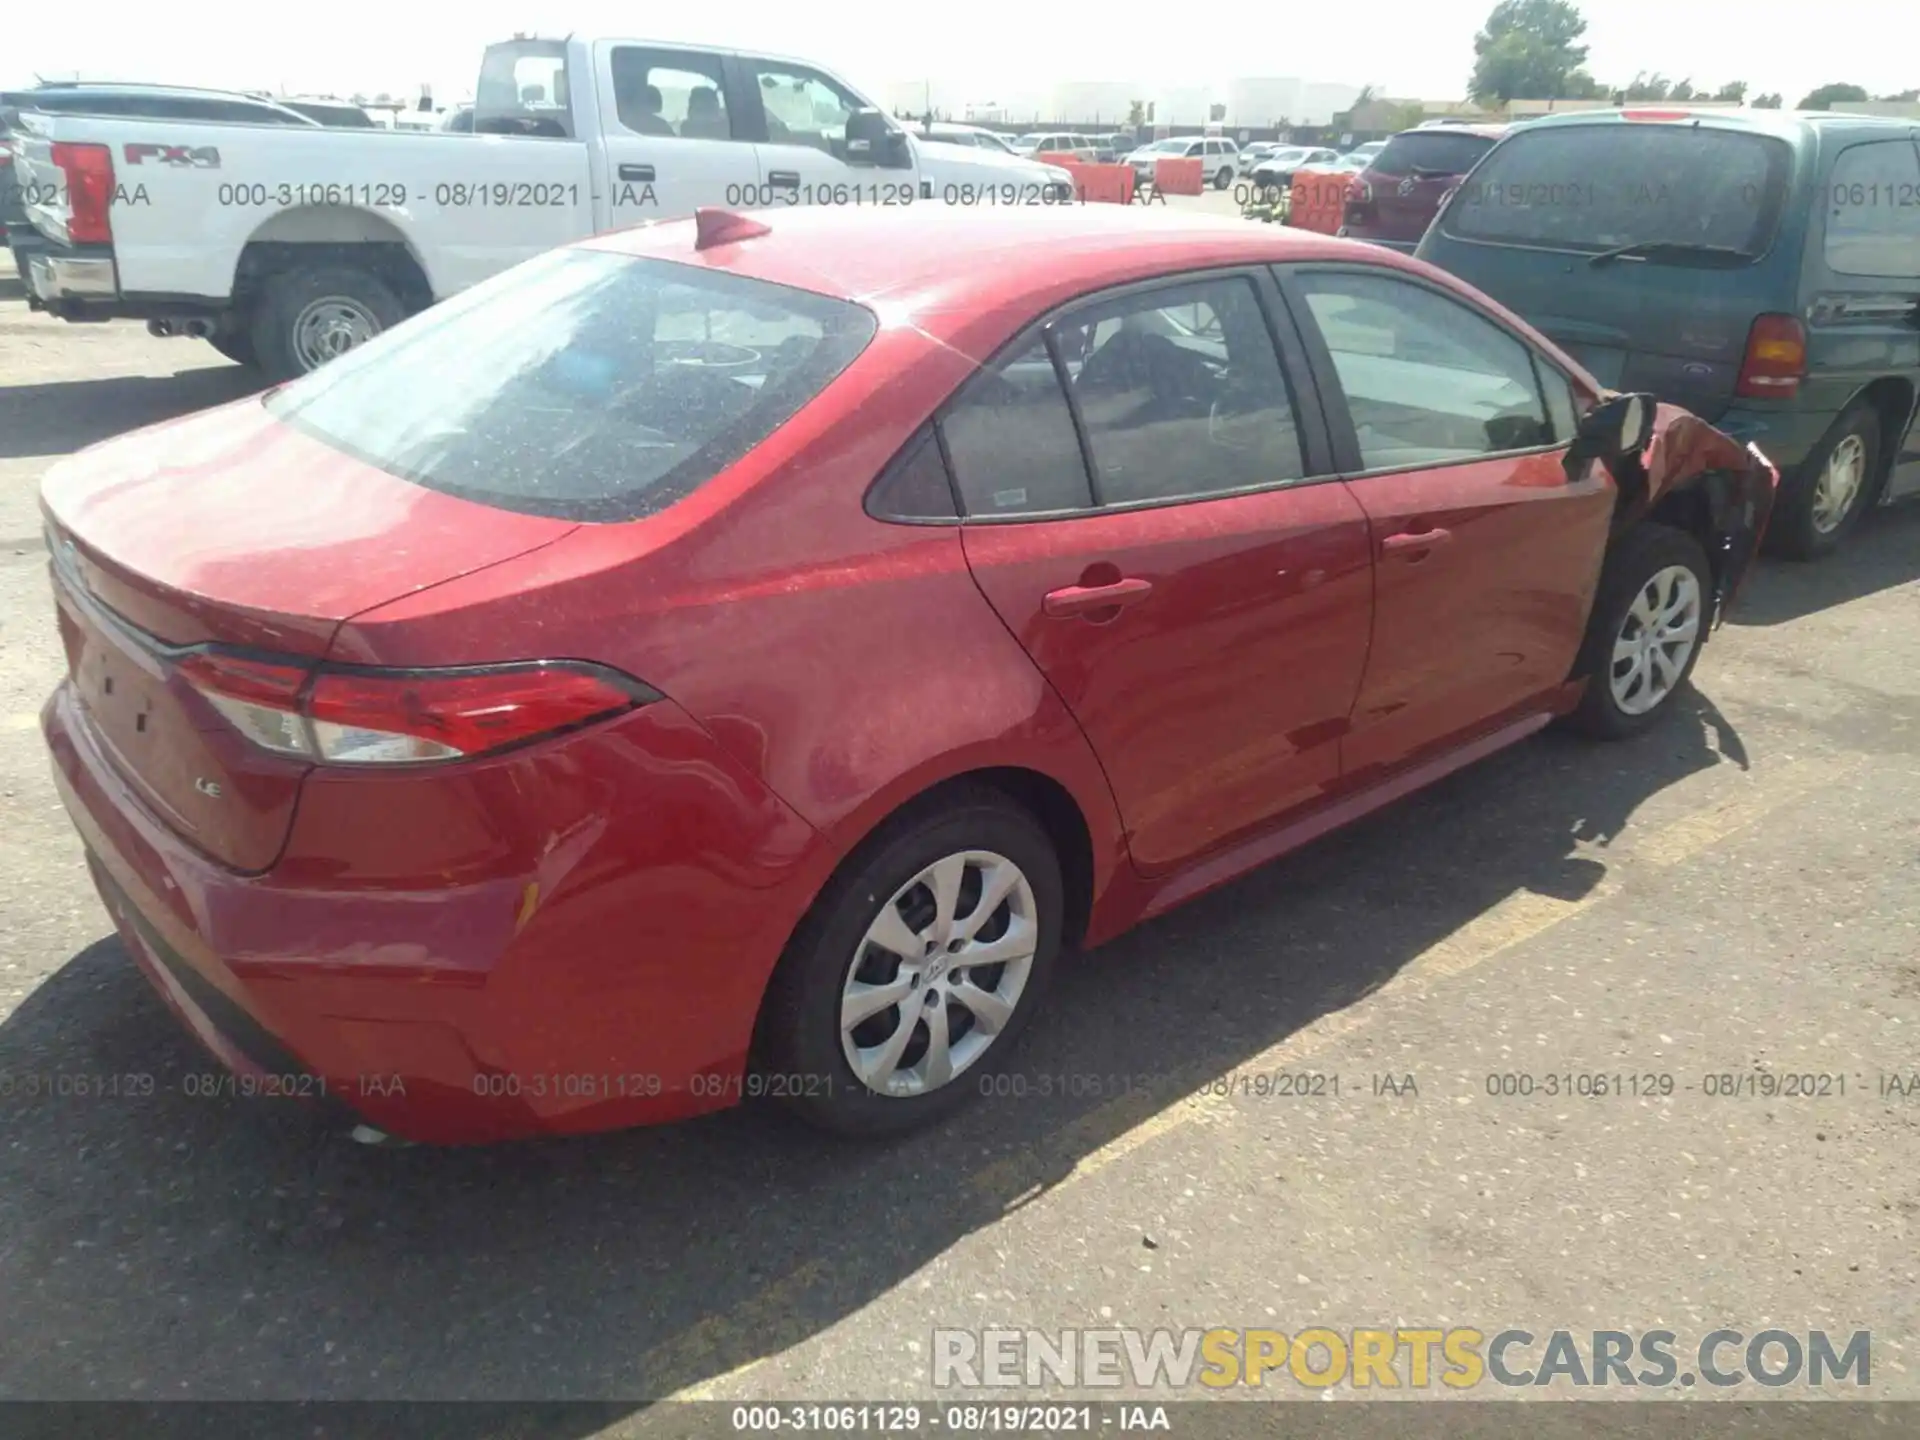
[1214,166,1234,190]
[1765,402,1880,561]
[248,263,405,384]
[754,787,1064,1138]
[1565,523,1711,740]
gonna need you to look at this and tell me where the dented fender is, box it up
[1605,403,1780,628]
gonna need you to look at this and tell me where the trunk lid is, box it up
[41,397,577,871]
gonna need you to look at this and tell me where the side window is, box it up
[1052,275,1307,505]
[1186,141,1204,158]
[1295,270,1553,469]
[608,47,735,141]
[867,426,959,521]
[751,63,860,154]
[1823,140,1920,279]
[941,339,1095,517]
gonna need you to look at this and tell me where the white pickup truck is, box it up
[7,35,1075,379]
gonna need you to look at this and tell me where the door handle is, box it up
[1381,527,1453,555]
[1043,577,1153,618]
[767,170,801,188]
[617,163,656,182]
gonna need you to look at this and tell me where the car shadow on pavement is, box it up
[1731,501,1920,627]
[0,695,1740,1426]
[0,367,264,460]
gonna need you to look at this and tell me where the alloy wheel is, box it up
[1609,564,1702,716]
[1811,434,1868,535]
[839,850,1038,1097]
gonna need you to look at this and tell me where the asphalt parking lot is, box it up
[1,233,1918,1429]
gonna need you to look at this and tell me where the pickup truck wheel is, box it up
[1564,523,1710,741]
[1764,403,1880,561]
[249,265,404,383]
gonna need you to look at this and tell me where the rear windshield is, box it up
[1440,123,1792,256]
[1370,131,1497,178]
[265,248,878,523]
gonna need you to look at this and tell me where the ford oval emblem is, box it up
[1681,362,1713,378]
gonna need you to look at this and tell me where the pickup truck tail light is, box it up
[178,651,657,765]
[49,141,115,245]
[1734,313,1806,399]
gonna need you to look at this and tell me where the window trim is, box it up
[1270,261,1576,482]
[916,265,1341,526]
[862,423,963,525]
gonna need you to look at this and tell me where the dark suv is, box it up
[1339,125,1506,252]
[1417,108,1920,558]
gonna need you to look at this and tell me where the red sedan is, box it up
[39,205,1776,1143]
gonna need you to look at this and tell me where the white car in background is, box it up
[916,121,1023,155]
[1124,135,1240,190]
[1012,131,1098,163]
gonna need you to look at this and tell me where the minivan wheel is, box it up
[755,788,1063,1137]
[1766,404,1881,561]
[1564,523,1710,741]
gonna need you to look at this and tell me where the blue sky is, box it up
[6,0,1910,108]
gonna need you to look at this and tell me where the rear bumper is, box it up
[25,250,118,301]
[1707,404,1834,476]
[42,678,835,1145]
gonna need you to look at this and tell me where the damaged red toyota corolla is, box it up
[39,206,1777,1143]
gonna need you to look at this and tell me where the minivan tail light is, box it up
[1735,313,1807,399]
[49,141,115,244]
[179,652,654,765]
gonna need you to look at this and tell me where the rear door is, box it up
[947,270,1375,874]
[1277,263,1615,777]
[593,43,762,224]
[1419,118,1798,420]
[1807,130,1920,501]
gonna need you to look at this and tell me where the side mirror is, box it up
[846,108,910,169]
[1576,391,1656,458]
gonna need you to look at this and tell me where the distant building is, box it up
[881,73,1364,128]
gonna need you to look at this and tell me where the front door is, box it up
[594,43,763,226]
[1279,265,1616,778]
[737,56,919,207]
[943,271,1375,874]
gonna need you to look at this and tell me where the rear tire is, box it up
[247,263,405,384]
[754,787,1063,1138]
[1565,523,1711,741]
[1764,402,1880,561]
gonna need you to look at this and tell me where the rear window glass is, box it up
[265,248,878,523]
[1441,124,1791,255]
[1823,139,1920,279]
[1370,131,1496,178]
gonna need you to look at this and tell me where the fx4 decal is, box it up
[122,143,221,168]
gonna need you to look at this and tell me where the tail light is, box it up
[1735,313,1806,399]
[49,140,115,244]
[178,651,657,765]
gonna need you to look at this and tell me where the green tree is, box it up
[1620,71,1673,101]
[1669,78,1696,101]
[1127,99,1146,127]
[1797,82,1868,109]
[1752,92,1783,108]
[1713,80,1748,102]
[1879,88,1920,102]
[1468,0,1591,104]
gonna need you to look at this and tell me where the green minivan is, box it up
[1416,108,1920,558]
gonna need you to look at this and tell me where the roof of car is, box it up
[588,205,1469,351]
[1510,106,1915,136]
[1391,122,1508,139]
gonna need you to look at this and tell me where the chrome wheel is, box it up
[840,850,1038,1098]
[1610,564,1702,716]
[291,296,381,370]
[1811,434,1868,534]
